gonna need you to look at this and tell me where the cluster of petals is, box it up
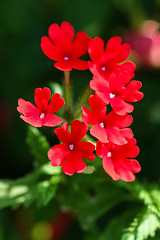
[17,87,64,127]
[17,21,143,182]
[41,21,89,71]
[82,95,133,145]
[90,68,144,115]
[96,138,141,182]
[88,36,136,79]
[48,120,95,175]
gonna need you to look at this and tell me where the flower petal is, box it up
[106,36,122,52]
[71,59,89,70]
[102,156,120,181]
[72,31,89,57]
[88,37,104,62]
[115,165,135,182]
[20,115,42,127]
[89,94,107,114]
[107,127,128,145]
[61,21,74,42]
[75,159,87,173]
[90,77,110,105]
[41,36,63,61]
[47,93,64,114]
[110,97,134,115]
[76,141,95,161]
[109,69,130,91]
[90,125,108,143]
[120,128,134,140]
[119,61,136,78]
[17,98,42,127]
[42,114,62,127]
[54,60,73,71]
[62,157,76,176]
[48,23,60,44]
[124,81,144,102]
[125,159,141,173]
[82,106,100,125]
[71,120,88,143]
[34,87,51,112]
[48,144,69,166]
[54,122,70,144]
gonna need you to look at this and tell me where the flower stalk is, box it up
[63,71,73,123]
[73,86,93,120]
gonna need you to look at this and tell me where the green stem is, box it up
[63,71,73,123]
[73,86,93,120]
[82,133,96,146]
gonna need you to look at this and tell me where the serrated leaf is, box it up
[122,209,160,240]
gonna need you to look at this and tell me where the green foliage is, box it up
[0,163,61,209]
[26,126,51,166]
[58,171,131,230]
[99,206,141,240]
[120,182,160,240]
[122,209,160,240]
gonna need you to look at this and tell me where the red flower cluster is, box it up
[18,21,143,181]
[81,29,143,182]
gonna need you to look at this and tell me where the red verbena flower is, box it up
[82,95,133,145]
[90,69,144,115]
[96,138,141,182]
[41,21,89,71]
[88,36,136,79]
[17,87,64,127]
[48,120,95,175]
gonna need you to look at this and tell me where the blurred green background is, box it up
[1,0,160,239]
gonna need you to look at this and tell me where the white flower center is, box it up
[101,66,106,71]
[107,152,112,158]
[110,93,115,99]
[64,56,70,61]
[69,144,74,151]
[100,122,105,128]
[39,113,45,119]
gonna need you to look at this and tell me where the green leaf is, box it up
[49,82,64,97]
[0,163,61,209]
[121,209,160,240]
[26,126,50,166]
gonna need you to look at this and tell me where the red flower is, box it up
[82,95,133,145]
[96,138,141,182]
[88,36,136,79]
[41,21,89,71]
[90,69,144,115]
[17,87,64,127]
[48,120,95,175]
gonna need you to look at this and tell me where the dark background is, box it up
[0,0,160,239]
